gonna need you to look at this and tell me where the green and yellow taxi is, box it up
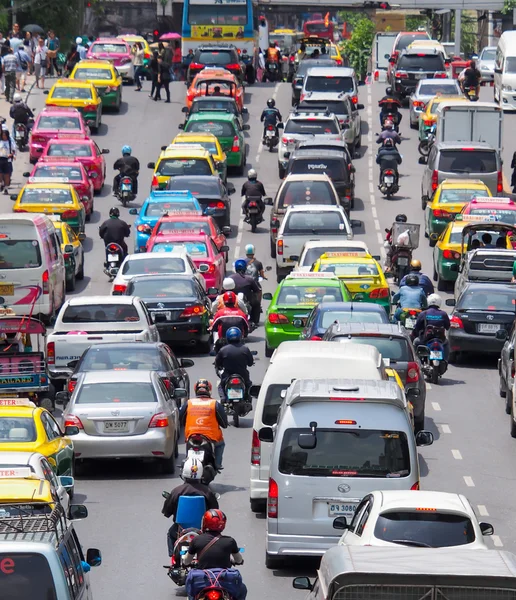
[70,59,122,111]
[311,251,390,313]
[171,132,228,183]
[45,78,103,131]
[425,179,491,244]
[418,94,466,142]
[263,271,351,357]
[12,182,86,237]
[0,475,58,512]
[148,145,218,190]
[51,218,85,292]
[0,398,75,476]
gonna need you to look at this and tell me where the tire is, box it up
[235,153,246,176]
[506,388,513,415]
[39,397,54,411]
[161,452,176,474]
[174,438,179,458]
[431,365,439,385]
[511,403,516,438]
[250,213,258,233]
[265,553,283,570]
[250,498,265,513]
[265,342,274,358]
[436,273,447,292]
[500,376,507,398]
[77,257,85,281]
[278,165,285,179]
[65,271,76,292]
[270,238,276,259]
[418,140,430,157]
[429,236,436,248]
[410,120,418,130]
[75,459,86,477]
[421,196,427,210]
[233,412,240,427]
[432,264,438,281]
[115,94,121,113]
[85,210,91,223]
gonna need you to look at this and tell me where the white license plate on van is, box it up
[328,502,358,518]
[104,420,128,433]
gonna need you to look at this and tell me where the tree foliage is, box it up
[340,15,375,79]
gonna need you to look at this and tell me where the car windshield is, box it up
[157,221,211,235]
[438,150,497,173]
[304,75,354,94]
[185,120,235,137]
[419,83,459,95]
[481,48,496,61]
[47,143,92,157]
[73,68,113,80]
[397,33,429,51]
[37,116,81,130]
[321,309,387,328]
[52,87,92,100]
[279,181,335,208]
[318,262,379,276]
[284,211,346,234]
[290,158,346,180]
[0,240,41,269]
[167,178,221,195]
[20,188,74,205]
[337,336,411,362]
[374,512,475,547]
[0,552,57,600]
[128,278,195,298]
[62,304,140,323]
[301,100,349,116]
[32,165,83,181]
[397,55,444,71]
[468,208,516,224]
[81,347,166,371]
[279,428,410,477]
[457,288,516,311]
[76,382,156,403]
[277,285,343,305]
[439,189,486,204]
[0,417,37,442]
[122,257,186,275]
[91,43,127,54]
[506,57,516,74]
[144,201,198,216]
[157,159,212,177]
[177,141,218,155]
[448,229,465,244]
[191,100,237,114]
[285,119,338,135]
[262,383,291,426]
[151,241,208,257]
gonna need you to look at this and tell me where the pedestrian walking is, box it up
[23,38,33,76]
[132,42,145,91]
[64,44,80,76]
[3,48,19,103]
[154,56,171,102]
[15,45,30,92]
[148,50,159,98]
[34,38,48,89]
[0,126,15,194]
[172,41,182,81]
[46,30,60,77]
[76,37,87,60]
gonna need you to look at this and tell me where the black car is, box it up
[186,44,245,84]
[66,342,193,399]
[300,302,389,340]
[446,283,516,362]
[183,96,247,128]
[166,175,234,230]
[124,274,214,353]
[387,48,448,100]
[291,57,335,105]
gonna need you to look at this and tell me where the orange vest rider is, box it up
[183,397,226,442]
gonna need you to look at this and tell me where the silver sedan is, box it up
[57,370,182,474]
[408,78,462,128]
[478,46,496,83]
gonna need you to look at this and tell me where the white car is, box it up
[478,46,496,83]
[337,490,493,549]
[111,250,206,295]
[0,452,74,509]
[294,239,370,272]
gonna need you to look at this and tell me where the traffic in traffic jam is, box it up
[3,18,516,600]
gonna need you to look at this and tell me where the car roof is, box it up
[85,342,162,350]
[305,66,355,77]
[434,141,496,150]
[440,179,488,188]
[281,275,341,286]
[124,250,190,261]
[290,149,344,159]
[82,370,154,384]
[146,191,196,200]
[53,79,95,88]
[285,204,343,213]
[186,112,236,122]
[302,240,368,250]
[75,60,114,68]
[192,95,237,103]
[316,301,386,312]
[328,322,407,336]
[375,490,470,513]
[461,282,516,294]
[129,273,196,283]
[22,183,74,191]
[66,295,136,306]
[283,173,333,182]
[39,106,83,114]
[151,232,211,242]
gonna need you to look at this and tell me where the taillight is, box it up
[137,225,150,233]
[107,244,119,253]
[335,58,342,66]
[277,239,283,255]
[151,175,159,190]
[268,313,289,324]
[411,481,420,490]
[206,591,223,600]
[64,415,84,429]
[369,288,389,299]
[149,412,169,428]
[310,334,323,340]
[268,477,278,518]
[225,63,240,70]
[180,304,205,318]
[512,363,515,379]
[32,135,46,144]
[189,63,204,70]
[384,169,394,176]
[42,269,49,295]
[83,104,97,113]
[208,202,226,209]
[281,137,295,145]
[61,210,78,220]
[47,341,55,365]
[163,379,171,390]
[394,71,408,79]
[412,100,425,108]
[271,218,279,234]
[406,362,420,383]
[300,93,305,102]
[431,170,438,191]
[231,135,240,153]
[113,284,127,295]
[497,171,503,194]
[433,209,451,218]
[67,379,77,393]
[121,177,132,185]
[443,249,460,260]
[230,378,241,385]
[434,72,447,79]
[351,95,358,104]
[450,315,464,329]
[423,119,433,126]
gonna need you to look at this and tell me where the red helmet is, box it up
[223,291,237,307]
[202,509,227,532]
[194,379,212,397]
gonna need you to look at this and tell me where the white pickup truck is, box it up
[47,296,159,381]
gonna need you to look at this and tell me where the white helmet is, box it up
[182,457,203,481]
[427,293,442,308]
[247,169,257,180]
[13,93,22,104]
[75,36,83,45]
[222,277,235,291]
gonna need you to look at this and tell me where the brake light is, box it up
[180,304,206,318]
[47,341,55,365]
[434,72,447,78]
[268,313,289,324]
[395,71,408,79]
[251,428,261,465]
[67,379,77,393]
[107,243,119,252]
[300,93,305,102]
[208,202,226,209]
[443,249,460,260]
[433,209,451,218]
[384,169,394,176]
[412,100,425,108]
[431,170,438,191]
[137,224,150,233]
[268,477,278,518]
[151,175,159,190]
[351,95,358,104]
[189,63,204,70]
[498,171,503,194]
[163,379,171,390]
[406,362,420,383]
[411,481,420,490]
[335,58,342,66]
[61,210,78,220]
[231,135,240,153]
[225,63,240,70]
[63,251,72,260]
[13,208,27,212]
[277,239,283,255]
[42,269,49,295]
[149,412,169,428]
[206,591,223,600]
[32,135,47,144]
[121,177,132,185]
[423,119,433,126]
[113,284,127,295]
[83,104,97,113]
[369,288,389,299]
[282,137,295,145]
[310,334,323,340]
[450,315,464,329]
[64,415,84,429]
[230,378,241,385]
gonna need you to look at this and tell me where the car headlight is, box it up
[502,84,513,91]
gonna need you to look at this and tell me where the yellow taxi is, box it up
[301,36,344,65]
[118,34,152,62]
[425,179,491,243]
[407,39,447,58]
[12,182,86,237]
[171,132,227,183]
[70,59,122,111]
[51,218,85,292]
[311,251,390,314]
[45,79,103,131]
[0,474,58,513]
[418,94,467,141]
[0,398,76,477]
[148,145,218,190]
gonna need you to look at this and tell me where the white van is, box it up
[260,378,433,568]
[250,342,396,512]
[0,214,66,322]
[494,31,516,111]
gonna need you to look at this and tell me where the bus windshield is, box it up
[187,4,247,26]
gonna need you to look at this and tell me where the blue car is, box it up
[129,190,202,252]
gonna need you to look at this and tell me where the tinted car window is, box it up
[319,262,379,276]
[145,201,198,216]
[20,188,74,205]
[52,87,92,100]
[156,159,212,177]
[76,382,157,403]
[397,55,445,71]
[295,60,334,77]
[396,33,429,52]
[186,120,235,137]
[302,246,362,266]
[38,116,81,129]
[277,285,343,305]
[74,67,113,80]
[438,150,497,173]
[337,336,411,361]
[47,143,92,157]
[33,165,83,181]
[157,221,211,235]
[191,99,238,115]
[91,43,127,53]
[80,347,165,371]
[0,241,42,269]
[506,57,516,74]
[278,181,335,208]
[262,383,290,425]
[151,241,208,257]
[419,83,460,96]
[481,48,496,61]
[290,158,346,180]
[284,211,345,234]
[167,178,221,195]
[457,288,516,310]
[189,5,246,26]
[321,309,387,328]
[301,99,349,115]
[127,278,195,298]
[122,257,186,275]
[62,304,140,323]
[0,417,37,442]
[196,51,235,65]
[284,119,338,135]
[439,189,485,204]
[0,552,57,600]
[468,208,516,224]
[304,75,354,94]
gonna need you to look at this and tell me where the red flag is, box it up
[324,12,330,27]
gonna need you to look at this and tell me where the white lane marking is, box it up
[255,154,260,163]
[376,232,383,245]
[272,82,280,101]
[371,206,377,218]
[464,476,475,487]
[373,219,380,231]
[451,449,462,460]
[441,424,451,434]
[431,401,441,411]
[492,535,504,547]
[477,505,489,517]
[426,383,432,390]
[369,181,374,194]
[234,226,243,259]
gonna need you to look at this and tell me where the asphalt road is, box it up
[4,77,516,600]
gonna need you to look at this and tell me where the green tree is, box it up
[341,16,375,80]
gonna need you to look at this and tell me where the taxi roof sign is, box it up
[286,272,338,280]
[0,308,16,317]
[471,196,514,204]
[320,252,370,258]
[0,468,32,479]
[455,214,499,222]
[28,177,70,184]
[0,398,36,407]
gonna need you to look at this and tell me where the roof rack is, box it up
[0,502,67,540]
[195,107,231,113]
[295,103,330,113]
[292,108,332,117]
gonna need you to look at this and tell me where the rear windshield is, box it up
[0,240,42,269]
[337,336,411,362]
[305,22,328,33]
[321,309,387,328]
[419,83,459,96]
[284,211,346,234]
[440,189,486,204]
[279,181,335,208]
[304,75,354,94]
[374,512,475,547]
[277,285,343,305]
[0,417,37,442]
[37,116,81,130]
[468,208,516,225]
[296,60,334,77]
[318,262,379,276]
[122,257,186,275]
[144,201,198,216]
[456,287,516,310]
[448,229,465,244]
[186,120,235,137]
[51,87,92,100]
[76,382,156,403]
[32,165,83,181]
[301,100,349,116]
[284,119,338,135]
[20,188,74,205]
[262,383,290,426]
[0,552,57,600]
[156,159,211,177]
[290,158,346,180]
[438,150,497,174]
[127,278,195,298]
[396,33,429,51]
[157,221,211,235]
[197,51,234,65]
[191,100,237,114]
[80,347,167,372]
[47,143,92,157]
[167,178,221,195]
[62,304,140,323]
[73,68,112,80]
[91,43,127,54]
[481,48,496,61]
[176,141,218,155]
[279,428,410,477]
[151,241,208,257]
[397,55,444,71]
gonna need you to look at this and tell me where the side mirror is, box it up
[341,123,349,130]
[277,122,284,129]
[22,171,30,177]
[242,124,250,131]
[178,123,185,129]
[264,196,273,206]
[55,391,70,406]
[222,226,231,236]
[58,475,75,490]
[128,208,138,215]
[67,360,78,369]
[64,425,80,436]
[298,432,316,449]
[101,149,109,154]
[207,287,219,295]
[263,292,273,300]
[160,145,167,151]
[350,219,361,229]
[357,103,365,110]
[250,384,261,397]
[496,329,508,341]
[64,244,74,254]
[147,162,155,169]
[180,358,194,368]
[350,165,356,173]
[445,298,456,306]
[289,255,299,261]
[181,106,188,113]
[494,67,502,74]
[384,271,394,279]
[480,522,494,536]
[10,194,17,201]
[43,89,49,95]
[415,430,434,447]
[219,245,229,253]
[173,388,188,400]
[358,80,366,86]
[162,490,170,499]
[258,426,274,442]
[416,345,430,358]
[418,156,427,165]
[242,107,248,114]
[371,255,381,261]
[332,516,348,530]
[86,548,102,567]
[198,264,210,273]
[227,183,235,194]
[251,350,258,356]
[406,387,421,400]
[78,233,86,242]
[284,151,290,159]
[69,504,88,520]
[293,577,313,591]
[384,54,390,59]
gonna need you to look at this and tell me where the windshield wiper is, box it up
[392,539,433,548]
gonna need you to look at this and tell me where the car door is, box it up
[155,376,179,438]
[40,411,74,476]
[209,238,225,286]
[162,344,188,392]
[94,141,106,177]
[349,98,360,141]
[65,224,82,275]
[423,146,438,200]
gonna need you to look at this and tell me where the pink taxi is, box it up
[29,107,89,164]
[40,138,109,193]
[86,38,134,82]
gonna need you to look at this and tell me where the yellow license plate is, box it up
[0,285,14,295]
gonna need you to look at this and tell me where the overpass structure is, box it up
[255,0,504,7]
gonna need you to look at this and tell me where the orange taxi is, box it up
[186,68,244,112]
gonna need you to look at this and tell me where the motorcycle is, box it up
[399,308,421,331]
[265,62,279,82]
[223,374,253,427]
[379,167,399,199]
[103,242,124,281]
[244,196,263,233]
[463,85,478,102]
[416,329,448,384]
[380,112,400,132]
[116,175,136,207]
[14,123,28,151]
[418,123,436,157]
[211,314,249,349]
[264,124,278,152]
[391,245,412,284]
[184,434,218,484]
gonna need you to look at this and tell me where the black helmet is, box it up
[395,214,407,223]
[405,274,419,287]
[109,207,120,218]
[267,98,275,108]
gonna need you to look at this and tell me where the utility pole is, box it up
[11,0,16,29]
[454,9,461,58]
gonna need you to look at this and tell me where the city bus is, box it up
[303,19,334,41]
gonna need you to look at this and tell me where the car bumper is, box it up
[436,259,459,282]
[135,232,151,252]
[250,466,268,499]
[116,63,133,79]
[500,90,516,110]
[226,151,243,167]
[156,322,209,344]
[73,428,175,459]
[265,327,301,349]
[203,206,228,220]
[266,531,338,557]
[448,329,505,354]
[480,71,494,82]
[410,106,423,124]
[100,90,120,106]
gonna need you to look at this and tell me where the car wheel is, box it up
[74,459,86,477]
[174,438,179,458]
[511,403,516,438]
[429,236,436,248]
[265,342,274,358]
[160,452,176,474]
[278,165,285,179]
[66,271,76,292]
[436,273,447,292]
[433,264,438,281]
[421,196,427,210]
[506,387,513,415]
[250,498,265,513]
[291,96,296,106]
[270,238,276,259]
[410,120,418,130]
[77,256,85,280]
[265,553,283,570]
[115,94,121,113]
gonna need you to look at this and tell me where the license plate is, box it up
[121,183,131,191]
[248,208,259,214]
[328,502,358,518]
[430,350,443,360]
[104,420,129,432]
[228,388,244,399]
[15,131,23,139]
[266,130,274,137]
[153,311,171,320]
[190,450,205,461]
[397,257,408,266]
[478,323,500,333]
[415,73,424,79]
[107,253,119,261]
[0,284,14,295]
[405,318,416,329]
[385,176,394,183]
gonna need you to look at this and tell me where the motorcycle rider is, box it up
[211,277,248,314]
[376,120,401,146]
[99,207,131,259]
[400,259,435,296]
[162,458,219,556]
[10,93,33,140]
[241,169,266,224]
[459,59,481,98]
[230,259,261,325]
[392,274,427,321]
[376,137,402,187]
[379,95,402,128]
[215,327,254,402]
[184,510,246,600]
[265,42,281,80]
[245,243,266,281]
[179,379,228,470]
[384,213,407,270]
[211,291,249,340]
[113,145,140,196]
[411,293,450,360]
[260,98,282,142]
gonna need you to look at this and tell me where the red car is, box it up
[29,107,89,164]
[151,214,229,262]
[460,196,516,247]
[24,158,95,220]
[146,231,228,295]
[40,138,109,192]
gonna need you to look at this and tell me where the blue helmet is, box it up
[234,259,247,273]
[122,145,132,156]
[226,327,242,344]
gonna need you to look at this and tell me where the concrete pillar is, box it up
[454,9,462,57]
